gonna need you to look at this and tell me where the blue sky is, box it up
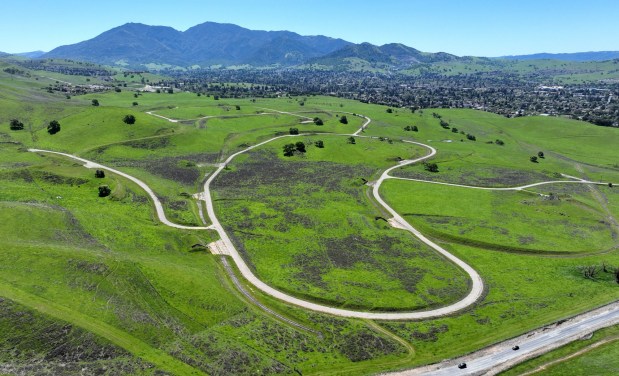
[2,0,617,56]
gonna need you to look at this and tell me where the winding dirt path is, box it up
[388,174,610,191]
[28,149,211,231]
[29,112,614,321]
[199,122,485,319]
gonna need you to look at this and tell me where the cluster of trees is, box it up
[10,118,60,134]
[3,67,29,76]
[16,59,112,77]
[283,141,306,156]
[403,125,418,132]
[282,136,326,156]
[579,263,619,283]
[530,151,544,163]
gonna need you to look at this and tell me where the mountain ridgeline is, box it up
[500,51,619,62]
[43,22,467,69]
[44,22,352,68]
[39,21,619,70]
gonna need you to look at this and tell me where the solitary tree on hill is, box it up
[424,162,439,172]
[289,127,299,135]
[95,170,105,178]
[314,140,324,148]
[347,136,356,144]
[295,141,306,153]
[98,185,111,197]
[123,114,136,125]
[339,115,348,124]
[47,120,61,135]
[313,117,323,125]
[9,119,24,130]
[91,99,99,106]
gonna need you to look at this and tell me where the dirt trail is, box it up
[29,113,615,321]
[28,149,211,230]
[199,121,485,319]
[518,336,619,376]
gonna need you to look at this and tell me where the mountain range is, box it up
[500,51,619,62]
[44,22,352,68]
[41,22,475,69]
[24,22,619,70]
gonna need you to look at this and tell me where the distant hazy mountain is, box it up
[500,51,619,62]
[15,51,46,58]
[44,22,351,68]
[0,51,9,58]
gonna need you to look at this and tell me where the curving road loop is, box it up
[28,110,619,374]
[28,148,211,230]
[29,115,485,319]
[33,111,612,321]
[199,124,485,320]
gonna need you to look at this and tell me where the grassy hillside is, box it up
[1,64,619,375]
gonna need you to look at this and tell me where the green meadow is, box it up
[1,60,619,375]
[500,324,619,376]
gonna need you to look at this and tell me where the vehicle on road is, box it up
[458,362,467,369]
[512,345,520,351]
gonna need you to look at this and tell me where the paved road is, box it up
[28,149,211,230]
[386,302,619,375]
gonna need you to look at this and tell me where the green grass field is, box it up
[212,136,470,310]
[382,179,617,254]
[1,62,619,375]
[500,325,619,375]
